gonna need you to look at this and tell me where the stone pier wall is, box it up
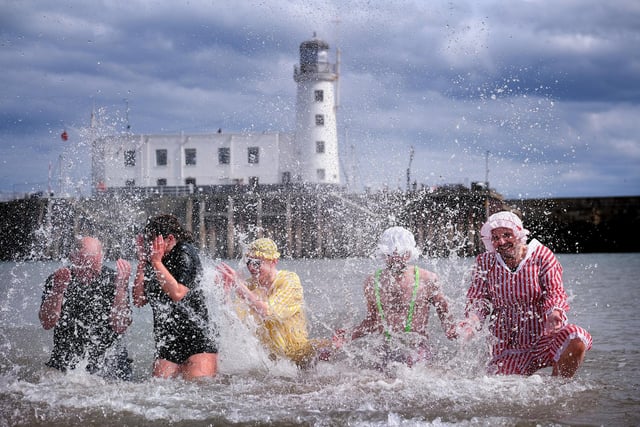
[1,189,637,261]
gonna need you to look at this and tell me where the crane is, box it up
[406,145,414,192]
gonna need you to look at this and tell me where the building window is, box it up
[185,148,196,165]
[249,176,259,188]
[315,114,324,126]
[124,150,136,167]
[156,149,167,166]
[157,178,167,186]
[282,171,291,184]
[125,179,135,187]
[316,141,325,154]
[314,90,324,102]
[218,147,230,164]
[185,177,196,186]
[248,147,259,164]
[317,169,325,181]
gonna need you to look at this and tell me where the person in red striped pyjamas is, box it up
[459,211,592,378]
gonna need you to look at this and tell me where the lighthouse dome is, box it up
[299,35,330,72]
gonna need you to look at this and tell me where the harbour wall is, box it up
[507,196,640,253]
[1,187,637,261]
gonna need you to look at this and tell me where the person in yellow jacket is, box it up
[216,238,330,368]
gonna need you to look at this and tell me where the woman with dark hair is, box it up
[133,214,218,380]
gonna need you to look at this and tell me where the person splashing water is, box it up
[459,211,592,377]
[333,226,458,368]
[216,238,332,369]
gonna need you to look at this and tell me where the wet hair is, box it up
[144,214,193,243]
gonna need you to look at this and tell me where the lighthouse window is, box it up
[248,147,260,164]
[124,150,136,167]
[314,90,324,102]
[185,148,197,165]
[315,114,324,126]
[156,149,168,166]
[218,147,230,164]
[316,141,325,153]
[317,169,325,181]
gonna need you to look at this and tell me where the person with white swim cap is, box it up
[333,226,457,367]
[461,211,592,377]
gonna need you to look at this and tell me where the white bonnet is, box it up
[375,226,420,261]
[480,211,530,252]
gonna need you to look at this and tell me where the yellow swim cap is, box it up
[246,238,280,260]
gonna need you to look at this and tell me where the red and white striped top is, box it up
[466,239,570,355]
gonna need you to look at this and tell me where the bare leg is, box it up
[181,353,217,380]
[153,358,181,378]
[552,338,586,378]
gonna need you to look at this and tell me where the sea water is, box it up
[1,253,638,426]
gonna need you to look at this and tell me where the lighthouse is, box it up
[93,35,343,193]
[293,34,340,185]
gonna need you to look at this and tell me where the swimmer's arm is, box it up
[149,235,189,302]
[110,258,132,334]
[216,262,270,317]
[235,282,270,318]
[132,261,148,307]
[350,276,380,340]
[151,259,190,302]
[332,279,378,348]
[39,268,70,330]
[350,315,378,340]
[430,290,458,340]
[422,272,457,339]
[132,234,148,307]
[458,262,492,340]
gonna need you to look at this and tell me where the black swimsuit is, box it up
[145,242,218,364]
[42,267,132,380]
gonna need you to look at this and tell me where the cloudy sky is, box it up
[1,0,638,199]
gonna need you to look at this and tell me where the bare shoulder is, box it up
[416,267,442,297]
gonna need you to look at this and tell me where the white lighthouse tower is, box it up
[293,34,340,185]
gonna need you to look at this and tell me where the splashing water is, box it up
[3,253,630,426]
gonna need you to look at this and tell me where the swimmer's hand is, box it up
[115,259,132,289]
[544,309,565,335]
[215,262,238,294]
[445,323,459,340]
[456,322,473,342]
[332,329,347,349]
[457,314,481,342]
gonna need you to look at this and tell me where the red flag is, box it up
[61,130,68,141]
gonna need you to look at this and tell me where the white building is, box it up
[92,35,340,192]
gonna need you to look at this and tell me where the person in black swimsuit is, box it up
[133,214,218,380]
[39,236,133,380]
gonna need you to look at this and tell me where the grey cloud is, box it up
[0,0,638,199]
